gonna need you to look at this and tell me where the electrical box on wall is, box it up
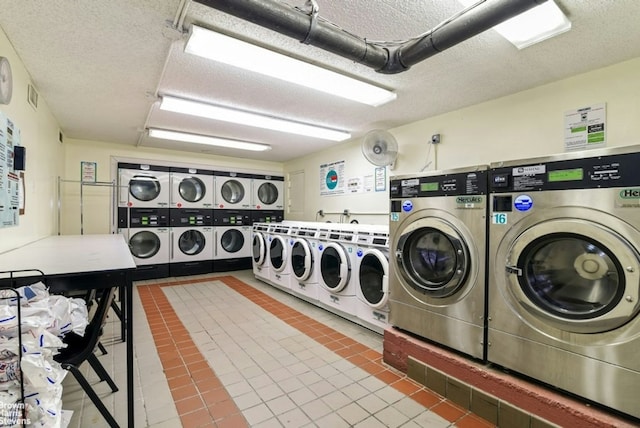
[13,146,25,170]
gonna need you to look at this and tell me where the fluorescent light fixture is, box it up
[459,0,571,49]
[185,25,397,107]
[148,128,272,152]
[160,95,351,141]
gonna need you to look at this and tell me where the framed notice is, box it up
[81,161,97,183]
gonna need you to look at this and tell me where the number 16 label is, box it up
[492,213,508,224]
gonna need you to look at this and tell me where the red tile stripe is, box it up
[138,275,494,427]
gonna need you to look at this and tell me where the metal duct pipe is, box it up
[193,0,547,74]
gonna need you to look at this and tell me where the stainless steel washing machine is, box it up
[213,210,252,272]
[117,207,170,280]
[252,222,271,283]
[170,167,214,209]
[214,171,252,210]
[389,166,489,360]
[488,146,640,419]
[118,162,170,208]
[169,208,213,276]
[252,174,284,210]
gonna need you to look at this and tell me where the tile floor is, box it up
[60,270,495,427]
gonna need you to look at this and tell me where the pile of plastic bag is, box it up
[0,282,88,428]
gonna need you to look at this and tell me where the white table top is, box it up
[0,234,136,276]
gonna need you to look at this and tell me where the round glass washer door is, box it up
[269,236,287,272]
[359,249,389,309]
[396,224,469,298]
[252,233,267,265]
[129,231,161,259]
[257,182,278,205]
[129,174,161,202]
[221,179,245,204]
[291,239,313,281]
[505,219,640,333]
[179,230,205,256]
[221,229,245,253]
[320,243,350,292]
[179,177,205,203]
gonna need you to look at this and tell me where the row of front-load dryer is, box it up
[388,145,640,420]
[252,221,391,334]
[117,162,284,211]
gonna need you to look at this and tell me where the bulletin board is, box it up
[0,111,21,228]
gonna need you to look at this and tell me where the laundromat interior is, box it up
[1,1,640,427]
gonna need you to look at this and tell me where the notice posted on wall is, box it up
[320,160,346,196]
[564,103,606,151]
[0,111,21,228]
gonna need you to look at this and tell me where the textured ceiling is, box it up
[1,0,639,162]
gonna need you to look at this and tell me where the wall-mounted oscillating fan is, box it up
[361,129,398,168]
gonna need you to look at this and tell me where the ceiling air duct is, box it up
[192,0,548,74]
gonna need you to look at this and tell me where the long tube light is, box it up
[148,128,272,152]
[160,95,351,141]
[459,0,571,49]
[185,25,397,107]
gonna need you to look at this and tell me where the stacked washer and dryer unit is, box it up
[487,146,640,420]
[117,163,171,280]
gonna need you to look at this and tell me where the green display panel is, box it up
[421,182,439,191]
[548,168,584,182]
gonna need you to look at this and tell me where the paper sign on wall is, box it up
[564,103,606,151]
[0,111,20,228]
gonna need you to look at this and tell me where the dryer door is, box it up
[505,219,640,333]
[257,182,278,205]
[220,229,245,254]
[127,173,162,202]
[130,231,161,258]
[291,239,312,281]
[320,242,350,292]
[396,218,470,298]
[178,230,206,256]
[178,176,206,203]
[252,233,267,265]
[269,235,288,272]
[359,248,389,309]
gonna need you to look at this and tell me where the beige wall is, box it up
[60,139,283,235]
[283,56,640,224]
[0,27,64,254]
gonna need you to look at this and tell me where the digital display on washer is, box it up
[548,168,584,182]
[421,182,438,192]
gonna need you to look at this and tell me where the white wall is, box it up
[0,28,64,254]
[284,56,640,224]
[60,139,283,235]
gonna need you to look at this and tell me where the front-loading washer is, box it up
[252,174,284,210]
[117,207,170,280]
[252,222,271,283]
[214,171,252,210]
[488,146,640,419]
[354,226,390,334]
[169,208,213,276]
[118,162,170,209]
[316,224,359,320]
[170,167,214,209]
[213,210,252,272]
[389,166,489,360]
[289,223,321,303]
[268,223,293,291]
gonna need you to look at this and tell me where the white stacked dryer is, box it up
[317,223,359,321]
[213,210,252,272]
[118,162,170,209]
[252,174,284,211]
[354,225,391,334]
[170,167,214,209]
[252,222,271,283]
[288,223,321,303]
[214,171,252,210]
[169,209,214,276]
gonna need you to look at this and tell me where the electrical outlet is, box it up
[431,134,441,144]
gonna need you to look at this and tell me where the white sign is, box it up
[564,103,606,151]
[320,160,346,196]
[0,112,20,228]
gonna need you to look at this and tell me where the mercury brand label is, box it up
[513,165,546,176]
[617,188,640,207]
[456,196,484,209]
[619,188,640,199]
